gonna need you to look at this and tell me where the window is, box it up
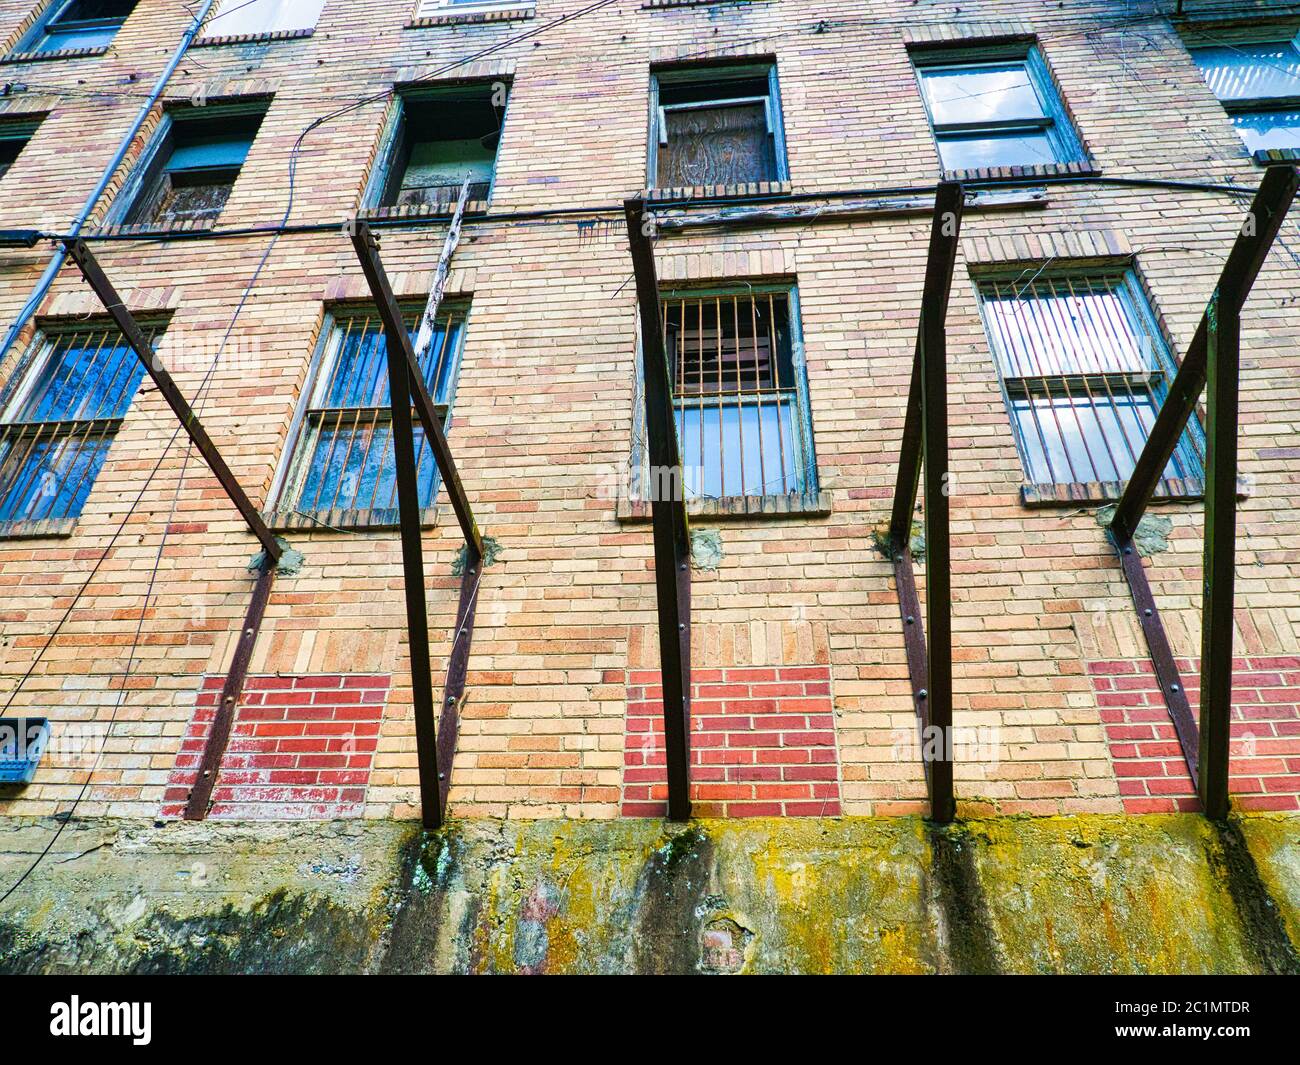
[912,44,1086,172]
[17,0,135,54]
[199,0,326,38]
[368,83,506,213]
[649,63,787,189]
[0,321,158,531]
[272,305,467,526]
[976,272,1204,501]
[0,117,41,180]
[122,106,266,228]
[634,288,816,503]
[1191,39,1300,153]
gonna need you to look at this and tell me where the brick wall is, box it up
[1089,658,1300,813]
[0,0,1297,822]
[162,674,389,820]
[623,665,841,816]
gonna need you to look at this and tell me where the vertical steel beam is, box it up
[349,221,485,830]
[352,229,442,831]
[1109,166,1299,542]
[624,198,691,821]
[888,183,962,823]
[1199,292,1240,819]
[62,239,282,564]
[184,561,276,819]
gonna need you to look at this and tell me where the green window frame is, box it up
[0,116,42,180]
[647,62,789,190]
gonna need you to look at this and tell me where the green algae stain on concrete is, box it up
[3,814,1299,974]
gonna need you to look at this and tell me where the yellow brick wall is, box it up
[0,0,1297,819]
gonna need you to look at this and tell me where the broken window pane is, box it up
[978,274,1203,494]
[653,69,782,188]
[383,85,505,211]
[279,308,467,522]
[127,110,265,227]
[0,323,157,527]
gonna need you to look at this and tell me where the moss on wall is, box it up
[1,814,1297,974]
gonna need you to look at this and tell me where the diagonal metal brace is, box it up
[348,216,483,830]
[887,181,963,824]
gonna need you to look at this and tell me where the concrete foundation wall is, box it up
[2,813,1298,974]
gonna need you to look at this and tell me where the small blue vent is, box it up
[0,718,50,785]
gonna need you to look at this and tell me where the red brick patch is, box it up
[1088,657,1300,813]
[623,665,841,817]
[161,674,390,820]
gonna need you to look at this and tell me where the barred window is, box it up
[912,44,1086,172]
[650,64,787,189]
[272,305,467,528]
[1192,41,1300,153]
[633,288,816,503]
[0,322,156,532]
[976,272,1204,503]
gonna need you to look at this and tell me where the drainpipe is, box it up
[0,0,217,360]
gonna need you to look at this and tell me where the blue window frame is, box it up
[121,106,266,228]
[1191,40,1300,154]
[632,286,817,504]
[975,271,1204,503]
[272,305,468,527]
[0,321,158,531]
[17,0,135,54]
[912,44,1086,172]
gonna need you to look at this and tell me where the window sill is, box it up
[1020,477,1212,508]
[407,7,535,28]
[1253,148,1300,166]
[943,160,1097,184]
[643,0,771,7]
[265,507,440,533]
[616,490,831,523]
[1,45,109,64]
[646,180,792,204]
[360,200,490,222]
[95,217,221,237]
[191,28,315,47]
[0,517,78,539]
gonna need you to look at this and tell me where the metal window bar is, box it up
[0,324,154,525]
[287,308,464,520]
[980,275,1204,495]
[655,291,799,501]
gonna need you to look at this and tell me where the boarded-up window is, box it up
[0,322,158,529]
[199,0,327,39]
[652,66,784,188]
[273,306,467,526]
[379,82,506,212]
[126,108,266,228]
